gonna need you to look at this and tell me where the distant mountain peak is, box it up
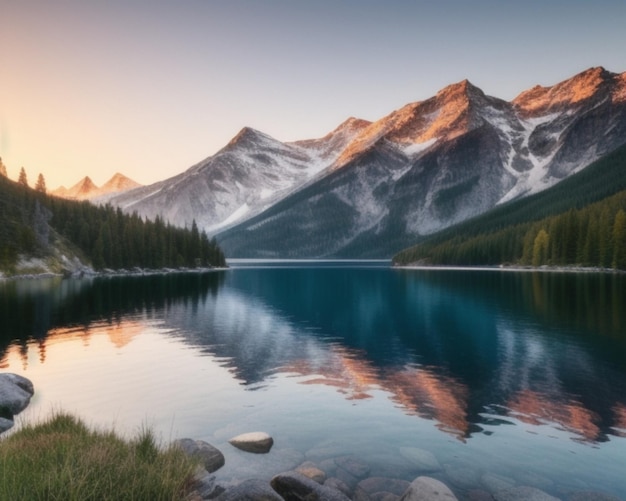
[53,173,142,201]
[100,173,141,192]
[77,176,97,190]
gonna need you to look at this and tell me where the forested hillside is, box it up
[394,144,626,270]
[0,173,226,274]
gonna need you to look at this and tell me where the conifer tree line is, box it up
[394,190,626,270]
[0,170,226,272]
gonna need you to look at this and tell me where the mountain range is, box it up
[53,173,141,201]
[103,67,626,258]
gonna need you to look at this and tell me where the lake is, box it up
[1,262,625,499]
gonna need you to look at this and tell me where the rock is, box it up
[399,447,442,472]
[357,477,411,497]
[513,471,553,491]
[399,476,458,501]
[466,489,496,501]
[0,373,34,416]
[481,473,516,493]
[335,456,371,479]
[295,461,327,484]
[189,468,224,499]
[494,486,560,501]
[0,417,13,434]
[271,470,351,501]
[443,462,481,490]
[371,494,400,501]
[324,477,352,497]
[567,491,622,501]
[229,432,274,454]
[174,438,225,473]
[215,479,283,500]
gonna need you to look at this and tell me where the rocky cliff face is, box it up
[105,67,626,258]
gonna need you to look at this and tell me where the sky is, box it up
[1,0,625,190]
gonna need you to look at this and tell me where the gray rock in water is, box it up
[173,438,225,473]
[215,479,283,500]
[399,447,442,472]
[443,461,481,490]
[335,456,371,479]
[494,485,560,501]
[399,476,458,501]
[0,373,34,415]
[371,494,400,501]
[324,477,352,497]
[481,473,516,493]
[357,477,411,498]
[567,491,622,501]
[229,431,274,454]
[295,461,327,484]
[188,468,225,500]
[271,470,351,501]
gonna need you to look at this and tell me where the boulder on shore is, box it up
[271,470,351,501]
[173,438,225,473]
[215,479,284,500]
[229,431,274,454]
[0,373,35,434]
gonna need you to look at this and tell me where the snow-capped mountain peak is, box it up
[102,67,626,258]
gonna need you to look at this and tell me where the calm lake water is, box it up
[1,262,625,499]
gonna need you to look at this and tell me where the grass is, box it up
[0,412,202,501]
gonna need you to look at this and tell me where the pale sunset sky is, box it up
[1,0,625,190]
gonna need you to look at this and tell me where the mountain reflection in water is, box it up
[1,266,625,446]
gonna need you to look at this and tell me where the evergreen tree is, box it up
[18,167,28,187]
[35,173,47,194]
[530,228,548,267]
[0,157,7,177]
[612,209,626,270]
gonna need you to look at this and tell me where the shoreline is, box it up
[0,266,228,282]
[393,263,625,274]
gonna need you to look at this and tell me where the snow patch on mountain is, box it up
[401,138,438,158]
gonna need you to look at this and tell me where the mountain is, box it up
[104,67,626,258]
[217,67,626,257]
[392,142,626,268]
[98,172,142,195]
[53,173,141,201]
[103,118,370,233]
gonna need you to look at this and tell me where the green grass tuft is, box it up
[0,411,202,501]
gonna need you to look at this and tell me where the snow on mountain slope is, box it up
[104,120,371,233]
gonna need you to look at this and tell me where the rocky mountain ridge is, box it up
[104,67,626,257]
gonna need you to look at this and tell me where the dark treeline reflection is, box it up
[0,272,225,351]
